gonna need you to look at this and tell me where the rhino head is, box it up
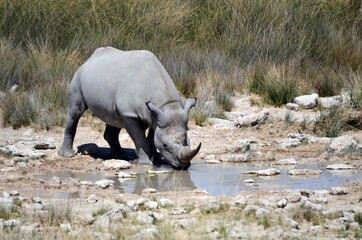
[146,97,201,170]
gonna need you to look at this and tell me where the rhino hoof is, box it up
[58,148,75,158]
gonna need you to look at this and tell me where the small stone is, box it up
[204,154,216,160]
[102,160,131,170]
[244,179,254,184]
[9,190,19,196]
[142,188,157,194]
[80,181,94,186]
[170,207,187,215]
[87,194,98,203]
[288,194,302,203]
[51,176,62,184]
[303,201,324,211]
[136,212,154,225]
[244,168,281,176]
[294,93,319,109]
[277,198,288,208]
[286,103,299,111]
[145,201,158,210]
[159,198,174,208]
[206,159,221,164]
[276,158,297,165]
[118,171,133,178]
[326,164,354,170]
[329,187,349,195]
[95,179,115,189]
[288,169,321,176]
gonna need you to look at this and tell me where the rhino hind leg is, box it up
[58,91,88,157]
[103,124,129,160]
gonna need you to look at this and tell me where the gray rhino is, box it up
[58,47,201,169]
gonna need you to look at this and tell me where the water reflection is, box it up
[39,162,362,197]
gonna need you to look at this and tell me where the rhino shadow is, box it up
[76,143,138,160]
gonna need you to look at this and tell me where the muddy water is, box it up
[40,162,362,197]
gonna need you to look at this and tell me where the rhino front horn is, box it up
[180,142,202,162]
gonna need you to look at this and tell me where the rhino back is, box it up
[76,47,181,127]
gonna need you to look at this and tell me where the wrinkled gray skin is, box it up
[58,47,201,170]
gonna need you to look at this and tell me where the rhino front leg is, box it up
[103,124,129,160]
[124,118,152,164]
[147,128,163,165]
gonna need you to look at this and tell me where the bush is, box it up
[0,0,361,129]
[315,107,345,138]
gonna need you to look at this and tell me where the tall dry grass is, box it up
[0,0,361,128]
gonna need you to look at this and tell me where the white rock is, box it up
[145,201,158,210]
[328,135,357,153]
[170,207,187,215]
[205,159,221,164]
[255,208,271,219]
[277,198,288,208]
[9,190,19,196]
[286,103,299,111]
[318,96,342,109]
[329,187,349,195]
[244,168,281,176]
[204,154,216,160]
[276,158,297,165]
[288,169,321,175]
[86,194,98,203]
[95,179,115,189]
[220,153,250,162]
[80,181,94,186]
[208,118,235,129]
[294,93,319,109]
[244,179,254,184]
[102,160,131,170]
[142,188,157,194]
[236,109,269,127]
[304,201,324,211]
[326,164,354,170]
[159,198,174,207]
[118,171,134,178]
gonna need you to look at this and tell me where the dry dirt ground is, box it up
[0,95,361,239]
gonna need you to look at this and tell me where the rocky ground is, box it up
[0,95,362,239]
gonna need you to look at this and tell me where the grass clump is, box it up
[246,64,299,106]
[0,0,361,128]
[314,107,345,138]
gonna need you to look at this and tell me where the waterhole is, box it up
[39,161,362,198]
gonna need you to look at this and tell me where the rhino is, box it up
[58,47,201,170]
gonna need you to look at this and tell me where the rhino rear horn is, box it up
[180,142,201,162]
[184,97,197,115]
[146,101,163,117]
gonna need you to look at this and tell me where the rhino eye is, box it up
[163,143,168,149]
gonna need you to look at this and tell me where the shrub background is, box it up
[0,0,361,129]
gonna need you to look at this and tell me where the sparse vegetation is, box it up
[0,0,361,129]
[314,106,345,138]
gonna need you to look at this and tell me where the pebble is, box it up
[95,179,115,189]
[326,164,354,170]
[244,168,281,176]
[288,169,321,175]
[329,187,349,195]
[142,188,157,194]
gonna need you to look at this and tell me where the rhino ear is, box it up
[184,97,197,114]
[146,101,163,117]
